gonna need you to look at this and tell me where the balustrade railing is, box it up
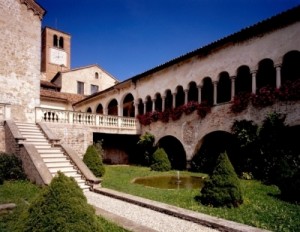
[0,103,11,121]
[35,107,139,130]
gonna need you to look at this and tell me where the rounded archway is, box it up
[123,93,135,117]
[107,99,118,116]
[191,131,238,174]
[157,136,186,170]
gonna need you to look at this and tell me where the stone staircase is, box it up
[16,122,90,191]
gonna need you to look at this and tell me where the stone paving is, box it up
[85,188,270,232]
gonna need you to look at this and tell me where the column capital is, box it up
[250,70,258,75]
[197,84,203,88]
[275,63,282,68]
[230,76,237,80]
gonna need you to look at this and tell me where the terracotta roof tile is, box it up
[40,89,86,104]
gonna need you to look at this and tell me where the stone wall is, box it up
[144,101,300,161]
[44,123,93,158]
[0,0,44,123]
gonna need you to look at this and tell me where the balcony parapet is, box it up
[35,107,140,131]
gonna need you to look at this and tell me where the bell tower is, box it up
[41,27,71,81]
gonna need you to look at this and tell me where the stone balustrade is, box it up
[35,107,139,130]
[0,103,11,122]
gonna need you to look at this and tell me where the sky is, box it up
[37,0,300,81]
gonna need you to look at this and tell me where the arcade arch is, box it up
[157,135,186,170]
[191,131,238,174]
[123,93,134,117]
[107,99,118,115]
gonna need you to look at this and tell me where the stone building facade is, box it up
[0,0,44,123]
[0,0,45,151]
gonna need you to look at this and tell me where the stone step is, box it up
[40,154,66,159]
[25,138,50,145]
[38,148,63,153]
[35,145,52,149]
[46,162,73,168]
[20,134,45,139]
[18,127,41,132]
[15,123,37,127]
[43,157,68,163]
[78,183,90,190]
[63,172,82,179]
[49,167,77,173]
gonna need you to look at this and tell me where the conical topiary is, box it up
[150,148,171,171]
[200,151,243,207]
[21,172,102,232]
[83,144,105,177]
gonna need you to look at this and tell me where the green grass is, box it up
[0,180,129,232]
[102,165,300,232]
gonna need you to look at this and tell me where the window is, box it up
[91,84,99,94]
[95,72,99,79]
[59,37,64,49]
[53,35,64,49]
[77,81,84,94]
[53,35,58,47]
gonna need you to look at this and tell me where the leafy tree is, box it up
[150,148,171,171]
[137,132,155,166]
[231,120,259,176]
[232,112,300,202]
[200,152,243,208]
[20,172,102,232]
[83,144,105,177]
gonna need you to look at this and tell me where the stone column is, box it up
[162,97,165,112]
[172,93,176,108]
[213,81,218,105]
[134,102,139,116]
[118,104,122,117]
[275,64,282,89]
[104,107,108,115]
[197,85,202,104]
[143,102,147,114]
[251,70,257,94]
[184,89,189,104]
[230,76,236,100]
[152,99,156,112]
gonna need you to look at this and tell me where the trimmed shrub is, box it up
[20,172,102,232]
[0,153,26,184]
[150,148,171,171]
[83,144,105,177]
[200,152,243,208]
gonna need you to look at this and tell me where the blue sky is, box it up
[37,0,300,81]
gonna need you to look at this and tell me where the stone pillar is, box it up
[230,76,236,100]
[104,107,108,115]
[152,99,156,112]
[213,81,218,105]
[172,93,176,108]
[134,102,139,116]
[162,97,166,112]
[197,85,202,104]
[143,102,147,114]
[275,64,282,89]
[251,70,257,94]
[118,104,122,117]
[184,89,189,104]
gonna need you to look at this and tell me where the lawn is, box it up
[0,180,128,232]
[102,165,300,232]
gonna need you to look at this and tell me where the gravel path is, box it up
[85,191,219,232]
